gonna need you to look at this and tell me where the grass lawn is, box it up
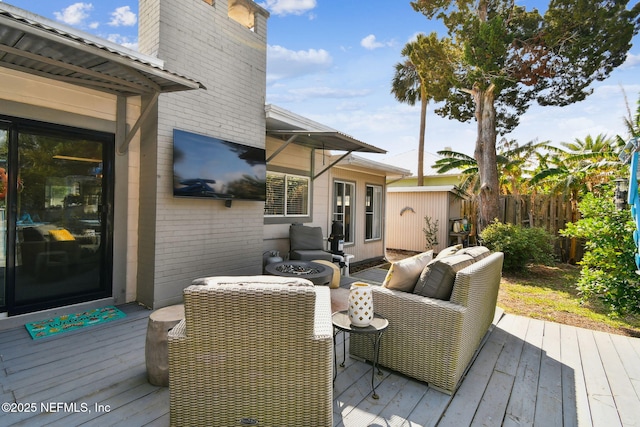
[500,263,640,337]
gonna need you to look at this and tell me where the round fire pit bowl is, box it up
[264,260,334,286]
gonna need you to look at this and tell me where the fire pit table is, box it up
[264,260,334,286]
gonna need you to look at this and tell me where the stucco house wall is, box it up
[263,139,326,263]
[262,106,407,267]
[137,0,270,308]
[330,167,387,262]
[262,150,401,266]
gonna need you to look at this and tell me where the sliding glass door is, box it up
[0,117,113,315]
[0,124,7,310]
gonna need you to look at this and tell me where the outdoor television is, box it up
[172,129,266,201]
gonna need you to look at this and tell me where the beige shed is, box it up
[386,186,471,254]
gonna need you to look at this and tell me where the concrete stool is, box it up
[145,304,185,386]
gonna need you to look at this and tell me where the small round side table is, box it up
[332,310,389,399]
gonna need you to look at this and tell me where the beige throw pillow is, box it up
[413,254,474,300]
[382,250,433,292]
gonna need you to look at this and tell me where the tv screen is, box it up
[173,129,266,201]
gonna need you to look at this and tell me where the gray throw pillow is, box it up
[413,254,474,300]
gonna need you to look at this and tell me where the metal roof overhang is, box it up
[0,5,205,96]
[0,4,205,154]
[266,130,387,179]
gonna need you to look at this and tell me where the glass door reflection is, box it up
[15,132,105,308]
[0,126,7,310]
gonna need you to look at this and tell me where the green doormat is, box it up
[25,306,126,339]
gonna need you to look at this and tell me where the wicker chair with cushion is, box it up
[168,275,333,426]
[350,251,504,394]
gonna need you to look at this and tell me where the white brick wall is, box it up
[138,0,269,307]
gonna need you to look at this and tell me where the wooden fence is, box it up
[499,194,583,263]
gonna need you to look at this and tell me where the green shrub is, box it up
[480,220,555,272]
[561,189,640,315]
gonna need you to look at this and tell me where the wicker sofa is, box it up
[168,276,333,426]
[350,249,504,394]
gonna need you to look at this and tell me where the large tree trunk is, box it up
[417,88,427,186]
[472,84,500,231]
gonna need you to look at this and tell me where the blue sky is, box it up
[3,0,640,171]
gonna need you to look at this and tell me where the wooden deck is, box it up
[1,275,640,425]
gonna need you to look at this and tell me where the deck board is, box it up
[577,327,623,427]
[471,316,523,426]
[437,337,503,426]
[610,333,640,398]
[593,331,640,426]
[2,296,640,426]
[536,321,564,427]
[559,323,588,427]
[503,316,542,427]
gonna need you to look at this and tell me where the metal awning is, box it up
[267,130,387,179]
[266,130,386,154]
[0,4,204,96]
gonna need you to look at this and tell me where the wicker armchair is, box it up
[168,276,333,426]
[350,252,504,394]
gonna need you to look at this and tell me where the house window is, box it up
[333,181,355,244]
[366,185,382,240]
[265,172,309,217]
[228,0,255,30]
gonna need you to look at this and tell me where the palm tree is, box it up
[391,55,427,185]
[391,34,454,186]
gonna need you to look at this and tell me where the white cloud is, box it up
[267,44,332,82]
[108,6,137,27]
[360,34,393,50]
[620,52,640,69]
[106,34,138,51]
[287,86,371,101]
[260,0,316,16]
[54,3,93,26]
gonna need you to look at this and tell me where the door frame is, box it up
[0,115,114,315]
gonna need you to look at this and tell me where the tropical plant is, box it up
[529,133,625,260]
[409,0,640,230]
[561,187,640,315]
[434,139,551,220]
[621,91,640,141]
[423,215,439,250]
[531,134,622,194]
